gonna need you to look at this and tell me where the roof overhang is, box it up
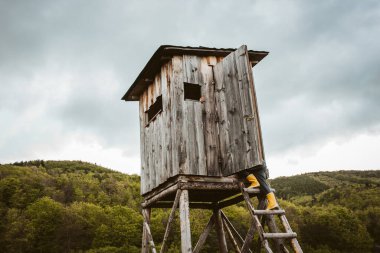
[122,45,269,101]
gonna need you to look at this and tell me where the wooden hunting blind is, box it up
[123,45,268,195]
[122,45,303,253]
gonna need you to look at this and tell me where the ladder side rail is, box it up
[279,214,303,253]
[240,182,273,253]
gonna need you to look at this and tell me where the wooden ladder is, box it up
[239,182,303,253]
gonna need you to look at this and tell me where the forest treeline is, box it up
[0,160,379,253]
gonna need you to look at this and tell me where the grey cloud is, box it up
[1,0,379,168]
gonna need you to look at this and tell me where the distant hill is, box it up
[0,161,378,253]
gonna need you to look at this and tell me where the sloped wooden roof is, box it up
[122,45,269,101]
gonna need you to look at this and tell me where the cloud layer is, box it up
[1,0,379,175]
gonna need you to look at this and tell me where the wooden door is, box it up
[213,45,265,176]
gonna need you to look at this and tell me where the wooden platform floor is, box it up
[142,175,266,209]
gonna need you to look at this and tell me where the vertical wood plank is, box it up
[155,117,161,188]
[225,51,246,175]
[235,46,257,167]
[182,55,203,175]
[161,62,172,183]
[200,56,218,176]
[179,189,192,253]
[213,59,231,175]
[139,95,147,194]
[153,72,163,188]
[171,56,187,175]
[235,45,264,168]
[148,118,155,191]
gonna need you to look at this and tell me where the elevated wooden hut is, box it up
[123,45,303,253]
[123,45,268,195]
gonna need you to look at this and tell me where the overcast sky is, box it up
[1,0,379,178]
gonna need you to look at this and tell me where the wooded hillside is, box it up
[0,161,378,253]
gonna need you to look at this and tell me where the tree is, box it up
[25,197,65,253]
[299,205,373,253]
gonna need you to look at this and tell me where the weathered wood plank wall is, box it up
[213,45,264,176]
[139,46,265,194]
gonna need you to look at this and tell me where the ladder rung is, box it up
[243,188,276,194]
[243,188,260,194]
[263,232,297,239]
[253,209,285,215]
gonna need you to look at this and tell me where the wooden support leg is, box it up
[222,217,241,253]
[160,189,182,253]
[221,211,253,253]
[215,208,228,253]
[142,208,157,253]
[142,208,151,253]
[179,189,192,253]
[193,213,216,253]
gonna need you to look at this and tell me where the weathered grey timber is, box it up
[221,211,253,253]
[193,214,215,253]
[123,45,268,195]
[142,209,156,253]
[138,176,302,253]
[222,218,241,253]
[141,208,150,253]
[215,208,228,253]
[160,189,181,253]
[179,190,192,253]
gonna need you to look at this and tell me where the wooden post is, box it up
[215,208,228,253]
[160,189,182,253]
[141,208,151,253]
[142,208,157,253]
[179,189,192,253]
[139,176,302,253]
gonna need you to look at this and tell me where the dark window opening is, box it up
[184,82,201,101]
[146,95,162,125]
